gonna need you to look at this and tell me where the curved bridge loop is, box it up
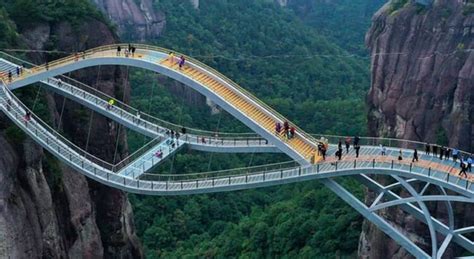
[4,44,320,163]
[1,45,474,258]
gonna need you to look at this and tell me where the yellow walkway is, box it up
[161,58,318,160]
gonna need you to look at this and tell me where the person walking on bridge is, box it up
[16,66,20,76]
[289,126,295,139]
[345,137,351,154]
[412,149,419,162]
[459,161,468,178]
[179,56,186,70]
[425,143,430,155]
[275,122,281,136]
[283,121,289,139]
[445,147,451,160]
[467,157,472,172]
[439,146,444,160]
[452,148,459,163]
[117,46,121,56]
[398,150,403,161]
[8,71,12,82]
[432,145,438,156]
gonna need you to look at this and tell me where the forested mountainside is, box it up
[118,0,374,257]
[0,1,142,257]
[361,0,474,257]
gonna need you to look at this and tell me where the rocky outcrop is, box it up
[93,0,166,41]
[361,0,473,257]
[367,0,474,151]
[0,17,142,258]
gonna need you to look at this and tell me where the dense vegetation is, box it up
[287,0,386,54]
[127,0,375,257]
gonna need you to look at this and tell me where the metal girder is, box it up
[353,174,474,255]
[321,178,431,258]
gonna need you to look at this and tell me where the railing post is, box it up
[94,167,96,175]
[280,170,283,179]
[409,163,412,172]
[196,180,199,188]
[428,167,431,177]
[372,159,375,168]
[298,167,301,176]
[245,174,248,183]
[123,177,125,186]
[81,160,84,168]
[317,164,320,173]
[229,176,231,184]
[447,173,449,182]
[354,160,356,168]
[263,172,265,181]
[335,162,338,171]
[151,181,154,190]
[466,180,469,190]
[181,181,183,189]
[212,178,215,186]
[137,180,139,188]
[166,181,168,190]
[107,173,109,181]
[391,160,394,169]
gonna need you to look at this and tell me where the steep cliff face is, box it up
[360,0,473,257]
[0,18,142,258]
[367,0,474,151]
[93,0,166,41]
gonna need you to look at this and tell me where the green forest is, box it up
[127,0,383,257]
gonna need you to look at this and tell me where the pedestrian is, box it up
[355,144,360,158]
[24,111,31,126]
[124,49,129,57]
[181,127,186,134]
[131,47,136,57]
[398,150,403,161]
[74,52,79,61]
[379,144,386,156]
[57,78,62,87]
[179,56,185,69]
[338,140,342,151]
[459,162,468,178]
[432,145,438,156]
[468,157,472,173]
[45,61,49,71]
[354,136,360,147]
[283,121,289,139]
[19,66,23,75]
[336,149,342,160]
[82,51,86,59]
[8,71,12,82]
[289,126,295,139]
[128,43,131,52]
[439,146,444,160]
[201,137,206,144]
[321,145,327,160]
[345,137,351,154]
[445,147,451,160]
[425,143,430,155]
[16,66,20,76]
[275,122,281,136]
[452,148,459,163]
[412,149,419,162]
[117,45,121,56]
[317,143,323,156]
[107,99,114,110]
[170,129,175,139]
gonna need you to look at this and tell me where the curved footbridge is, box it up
[1,45,473,258]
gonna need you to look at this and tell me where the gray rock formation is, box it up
[93,0,166,41]
[360,0,473,257]
[0,17,142,258]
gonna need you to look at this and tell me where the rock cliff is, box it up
[360,0,473,257]
[367,0,473,151]
[0,17,142,259]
